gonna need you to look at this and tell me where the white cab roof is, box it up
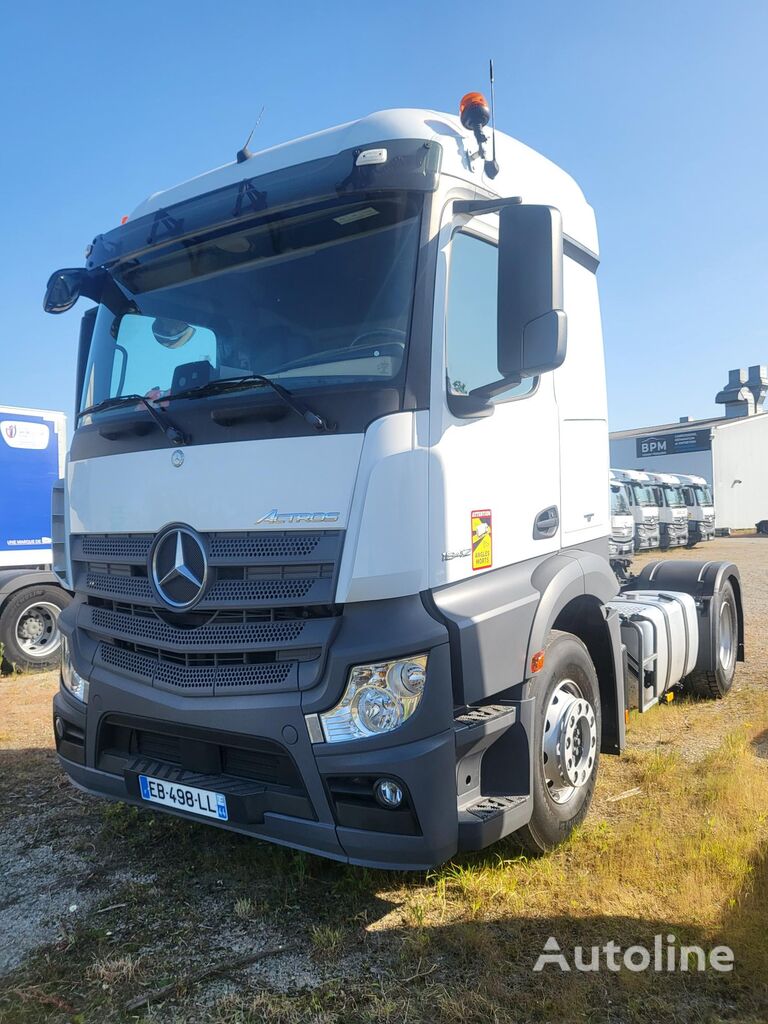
[130,108,598,253]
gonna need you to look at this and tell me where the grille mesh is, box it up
[208,579,315,603]
[75,529,343,696]
[90,607,305,648]
[208,535,322,560]
[98,643,293,694]
[81,535,153,559]
[87,573,154,601]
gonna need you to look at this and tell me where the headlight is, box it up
[318,655,428,743]
[61,636,89,703]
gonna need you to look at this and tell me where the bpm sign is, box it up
[635,429,711,458]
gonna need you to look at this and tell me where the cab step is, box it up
[458,793,531,850]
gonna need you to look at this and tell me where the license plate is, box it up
[138,774,228,821]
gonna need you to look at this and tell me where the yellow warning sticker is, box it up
[471,509,493,571]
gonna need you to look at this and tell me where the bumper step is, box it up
[458,793,531,850]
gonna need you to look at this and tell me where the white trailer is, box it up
[43,97,744,868]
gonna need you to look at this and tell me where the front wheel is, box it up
[514,630,601,854]
[0,585,70,673]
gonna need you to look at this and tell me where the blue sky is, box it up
[1,1,766,430]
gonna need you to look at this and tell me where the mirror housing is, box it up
[43,268,86,314]
[497,204,566,380]
[43,267,104,314]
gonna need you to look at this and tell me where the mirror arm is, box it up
[471,376,522,399]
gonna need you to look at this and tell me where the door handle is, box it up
[533,505,559,540]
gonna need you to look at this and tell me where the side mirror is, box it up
[43,268,87,314]
[497,205,567,379]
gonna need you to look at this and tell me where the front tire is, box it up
[515,630,601,855]
[0,585,69,673]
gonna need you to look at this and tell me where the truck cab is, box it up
[648,472,690,550]
[44,100,743,869]
[674,473,716,545]
[608,472,634,561]
[611,468,660,550]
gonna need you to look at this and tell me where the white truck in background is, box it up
[608,472,634,572]
[43,98,744,869]
[647,472,690,550]
[0,407,71,671]
[673,473,716,545]
[611,469,660,551]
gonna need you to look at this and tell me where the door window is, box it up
[445,231,534,401]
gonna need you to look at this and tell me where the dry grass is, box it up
[0,537,767,1023]
[85,954,144,987]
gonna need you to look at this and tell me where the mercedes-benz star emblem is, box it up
[150,526,208,609]
[171,449,185,467]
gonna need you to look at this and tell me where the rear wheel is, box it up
[685,581,738,699]
[514,630,601,854]
[0,586,69,673]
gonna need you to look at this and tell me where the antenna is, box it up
[236,105,265,164]
[485,59,499,179]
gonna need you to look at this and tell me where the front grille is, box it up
[72,530,343,696]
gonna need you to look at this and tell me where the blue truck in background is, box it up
[0,406,70,671]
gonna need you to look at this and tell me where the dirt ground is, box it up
[0,537,766,1023]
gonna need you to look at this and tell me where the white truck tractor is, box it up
[611,469,660,552]
[672,473,716,546]
[608,472,634,575]
[43,97,744,868]
[647,472,690,550]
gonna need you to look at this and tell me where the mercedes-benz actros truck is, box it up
[673,473,716,546]
[44,98,744,869]
[608,472,635,560]
[647,472,690,550]
[611,469,661,552]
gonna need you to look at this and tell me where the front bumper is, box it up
[689,521,716,542]
[53,599,464,870]
[609,537,634,557]
[660,522,688,547]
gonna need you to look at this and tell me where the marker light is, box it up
[120,215,129,225]
[530,650,546,674]
[459,91,491,131]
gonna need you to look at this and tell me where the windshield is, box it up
[664,486,686,507]
[631,484,656,507]
[79,194,422,414]
[610,487,630,514]
[694,484,713,506]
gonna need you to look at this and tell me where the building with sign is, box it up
[609,366,768,531]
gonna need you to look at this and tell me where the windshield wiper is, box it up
[168,374,330,431]
[77,395,188,446]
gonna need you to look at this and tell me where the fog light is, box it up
[374,778,403,809]
[54,716,65,739]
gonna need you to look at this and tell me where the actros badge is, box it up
[256,509,340,525]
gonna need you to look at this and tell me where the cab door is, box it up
[427,207,561,588]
